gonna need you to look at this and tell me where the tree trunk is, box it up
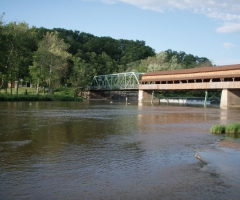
[16,81,19,95]
[10,71,13,95]
[36,80,39,94]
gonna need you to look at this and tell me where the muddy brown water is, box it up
[0,101,240,199]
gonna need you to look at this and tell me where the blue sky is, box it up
[1,0,240,65]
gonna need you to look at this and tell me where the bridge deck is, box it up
[139,82,240,90]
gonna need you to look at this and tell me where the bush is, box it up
[54,86,75,96]
[210,124,226,134]
[0,93,82,101]
[52,94,82,101]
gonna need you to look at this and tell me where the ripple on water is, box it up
[1,102,240,199]
[195,137,240,198]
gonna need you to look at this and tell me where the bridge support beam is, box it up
[138,90,158,103]
[220,89,240,108]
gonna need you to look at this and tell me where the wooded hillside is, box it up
[0,15,212,94]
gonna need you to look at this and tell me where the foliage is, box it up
[0,19,37,94]
[0,92,82,101]
[31,28,155,90]
[52,94,82,101]
[165,49,212,68]
[29,31,71,94]
[0,93,51,101]
[0,14,213,94]
[140,50,213,73]
[147,52,182,72]
[54,85,76,96]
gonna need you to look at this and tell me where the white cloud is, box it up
[223,42,235,49]
[207,12,240,21]
[217,22,240,33]
[102,0,240,15]
[102,0,240,32]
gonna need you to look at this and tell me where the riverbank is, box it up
[0,87,83,101]
[0,93,83,101]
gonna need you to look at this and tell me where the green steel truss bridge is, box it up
[89,72,144,90]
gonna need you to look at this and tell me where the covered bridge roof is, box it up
[140,64,240,82]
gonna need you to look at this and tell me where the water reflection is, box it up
[0,101,240,199]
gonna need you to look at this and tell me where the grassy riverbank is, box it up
[0,87,83,101]
[210,123,240,137]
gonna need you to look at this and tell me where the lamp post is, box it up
[20,79,23,87]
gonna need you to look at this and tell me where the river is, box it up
[0,101,240,199]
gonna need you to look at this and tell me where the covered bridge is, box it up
[139,64,240,108]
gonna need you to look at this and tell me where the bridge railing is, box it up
[88,72,144,90]
[89,84,139,90]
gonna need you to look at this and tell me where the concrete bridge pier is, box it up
[138,90,159,103]
[220,89,240,108]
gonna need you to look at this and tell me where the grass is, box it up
[210,124,226,134]
[0,94,51,101]
[0,87,36,95]
[225,123,240,137]
[210,122,240,137]
[0,87,83,102]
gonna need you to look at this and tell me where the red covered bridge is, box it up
[139,64,240,108]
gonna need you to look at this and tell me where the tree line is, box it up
[0,14,212,94]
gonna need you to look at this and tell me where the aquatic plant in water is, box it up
[210,122,240,137]
[225,123,240,137]
[210,124,226,134]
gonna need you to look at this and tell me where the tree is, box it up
[147,52,169,72]
[69,56,97,91]
[119,39,155,68]
[29,31,71,94]
[0,13,6,91]
[0,20,36,94]
[165,49,212,69]
[181,54,196,69]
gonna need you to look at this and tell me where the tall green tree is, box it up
[29,31,71,94]
[70,56,97,90]
[165,49,212,68]
[140,52,182,72]
[0,20,36,94]
[0,13,6,91]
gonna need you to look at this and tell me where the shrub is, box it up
[52,94,82,101]
[0,93,82,101]
[54,86,75,96]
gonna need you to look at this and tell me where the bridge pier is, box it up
[220,89,240,108]
[138,90,159,103]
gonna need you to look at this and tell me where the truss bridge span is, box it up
[89,72,144,90]
[86,72,143,101]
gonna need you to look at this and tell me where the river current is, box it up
[0,101,240,199]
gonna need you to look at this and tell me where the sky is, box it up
[1,0,240,66]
